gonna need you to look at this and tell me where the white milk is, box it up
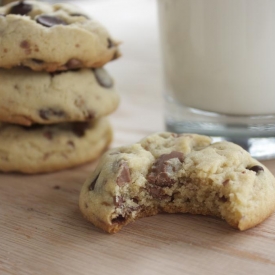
[158,0,275,116]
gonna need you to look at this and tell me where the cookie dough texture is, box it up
[0,1,120,71]
[0,67,119,126]
[79,133,275,233]
[0,117,112,174]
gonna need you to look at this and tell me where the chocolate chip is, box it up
[70,13,89,19]
[89,173,100,191]
[116,161,131,186]
[36,15,67,28]
[107,38,114,48]
[148,186,171,200]
[248,165,264,174]
[71,122,90,137]
[93,68,114,88]
[9,2,32,15]
[39,108,65,120]
[147,151,184,187]
[65,59,82,69]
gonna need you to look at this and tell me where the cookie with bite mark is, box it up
[0,1,120,71]
[79,133,275,233]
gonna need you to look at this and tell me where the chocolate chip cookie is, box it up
[0,1,120,71]
[0,117,112,174]
[0,67,119,126]
[79,133,275,233]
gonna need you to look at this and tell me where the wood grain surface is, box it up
[1,1,275,274]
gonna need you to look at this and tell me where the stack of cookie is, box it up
[0,0,121,173]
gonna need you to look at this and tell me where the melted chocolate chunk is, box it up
[116,161,131,186]
[147,151,184,187]
[10,2,32,15]
[89,173,100,191]
[93,68,114,88]
[39,108,65,120]
[72,122,90,137]
[36,15,67,28]
[248,165,264,174]
[65,59,82,69]
[70,13,89,19]
[149,186,170,199]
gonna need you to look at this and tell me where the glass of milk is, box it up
[158,0,275,159]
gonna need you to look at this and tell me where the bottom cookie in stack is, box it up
[0,117,112,174]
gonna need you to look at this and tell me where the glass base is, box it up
[165,95,275,160]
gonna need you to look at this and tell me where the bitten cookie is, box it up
[0,1,120,71]
[0,117,112,174]
[79,133,275,233]
[0,67,119,126]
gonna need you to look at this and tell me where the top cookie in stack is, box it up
[0,0,121,174]
[0,0,120,71]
